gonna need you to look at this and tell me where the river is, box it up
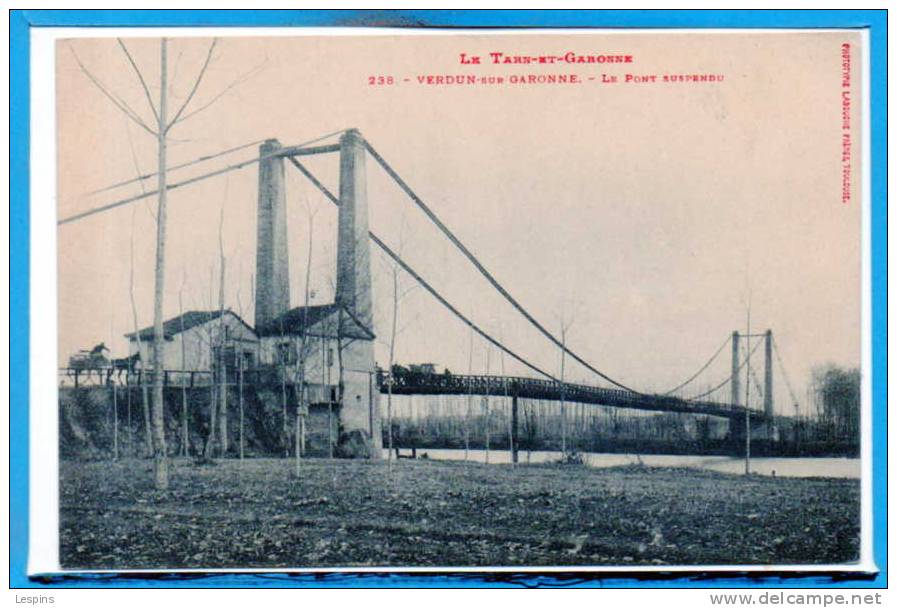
[382,448,860,479]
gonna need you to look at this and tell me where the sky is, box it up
[54,31,863,417]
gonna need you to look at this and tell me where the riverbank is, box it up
[386,449,861,478]
[60,457,860,569]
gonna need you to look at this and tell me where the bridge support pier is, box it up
[727,415,746,442]
[727,413,778,446]
[731,331,741,408]
[764,329,775,440]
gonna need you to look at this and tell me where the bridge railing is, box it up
[58,368,276,389]
[375,369,767,420]
[59,367,764,420]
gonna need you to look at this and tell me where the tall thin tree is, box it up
[744,294,752,476]
[72,36,261,488]
[386,260,399,472]
[556,311,575,455]
[465,321,473,464]
[483,346,491,464]
[294,199,318,478]
[110,318,119,460]
[179,273,188,456]
[203,264,219,459]
[380,218,416,470]
[234,261,246,463]
[216,202,228,457]
[128,209,153,458]
[498,323,513,467]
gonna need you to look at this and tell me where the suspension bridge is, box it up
[59,128,804,456]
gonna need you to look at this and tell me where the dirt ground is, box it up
[59,457,860,569]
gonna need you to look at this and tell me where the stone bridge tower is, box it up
[255,139,290,329]
[335,129,381,457]
[254,130,381,458]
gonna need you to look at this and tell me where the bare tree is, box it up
[234,262,246,463]
[128,209,153,458]
[379,218,417,471]
[109,318,119,460]
[523,398,536,463]
[497,321,513,467]
[179,273,188,456]
[203,264,219,460]
[216,202,229,457]
[556,307,576,455]
[121,121,154,460]
[148,38,172,488]
[323,331,333,458]
[279,317,290,458]
[465,321,473,463]
[386,264,398,470]
[483,346,492,464]
[327,231,374,456]
[71,36,261,488]
[293,198,319,477]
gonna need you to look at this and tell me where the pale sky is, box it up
[55,31,863,417]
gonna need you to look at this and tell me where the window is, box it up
[212,345,250,373]
[277,342,296,365]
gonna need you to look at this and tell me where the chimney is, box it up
[255,138,290,329]
[335,129,373,331]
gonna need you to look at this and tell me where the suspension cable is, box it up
[286,157,559,383]
[748,365,765,404]
[688,338,763,401]
[772,335,801,411]
[363,139,641,394]
[661,334,731,395]
[82,138,267,198]
[57,129,347,226]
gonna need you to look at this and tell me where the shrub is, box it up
[557,449,585,465]
[336,430,373,459]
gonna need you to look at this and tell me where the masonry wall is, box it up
[258,333,336,386]
[339,338,381,454]
[128,313,258,374]
[258,331,381,455]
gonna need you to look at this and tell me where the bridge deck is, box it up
[57,367,767,422]
[378,371,768,422]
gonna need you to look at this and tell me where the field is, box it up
[59,458,860,569]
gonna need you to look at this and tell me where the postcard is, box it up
[27,26,872,578]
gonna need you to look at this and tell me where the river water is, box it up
[382,448,860,479]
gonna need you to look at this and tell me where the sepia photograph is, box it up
[40,27,868,574]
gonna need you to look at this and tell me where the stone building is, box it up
[125,310,259,381]
[253,129,382,457]
[256,302,379,455]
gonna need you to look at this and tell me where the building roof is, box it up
[126,310,254,341]
[256,303,374,340]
